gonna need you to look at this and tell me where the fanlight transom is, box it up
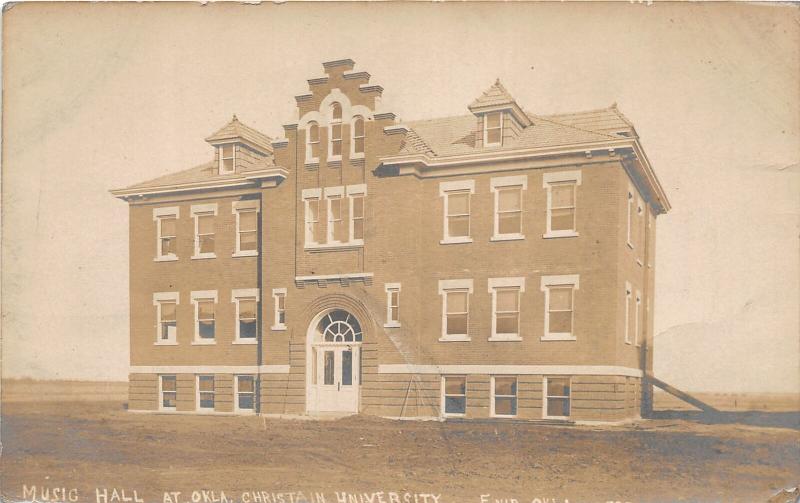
[317,310,362,342]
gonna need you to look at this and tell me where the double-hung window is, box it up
[232,288,259,342]
[159,375,177,411]
[484,112,503,147]
[232,201,259,257]
[384,283,401,328]
[219,144,235,174]
[191,290,217,344]
[635,290,642,346]
[624,282,633,345]
[442,376,467,417]
[306,122,320,162]
[153,292,179,345]
[488,277,525,341]
[235,375,256,413]
[302,188,322,247]
[626,187,635,248]
[543,377,571,419]
[438,279,473,342]
[540,275,579,341]
[491,175,527,240]
[196,375,215,411]
[347,184,366,244]
[271,288,286,331]
[325,186,347,244]
[543,171,581,238]
[191,203,217,259]
[153,207,179,261]
[329,103,343,160]
[491,376,518,417]
[439,180,475,244]
[351,116,365,158]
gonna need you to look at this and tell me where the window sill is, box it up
[328,155,342,163]
[627,241,634,250]
[440,237,473,245]
[488,335,523,342]
[491,414,518,419]
[305,242,363,252]
[232,251,258,258]
[191,254,217,260]
[232,339,258,345]
[384,322,401,329]
[442,413,467,419]
[270,325,287,331]
[438,335,471,342]
[305,159,320,166]
[625,340,632,345]
[191,340,217,346]
[490,234,525,242]
[195,409,218,415]
[350,153,365,160]
[154,341,178,346]
[540,334,577,342]
[636,259,643,267]
[542,231,579,239]
[543,415,571,421]
[154,255,178,262]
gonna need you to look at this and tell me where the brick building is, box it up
[111,59,670,422]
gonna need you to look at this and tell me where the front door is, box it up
[313,344,360,412]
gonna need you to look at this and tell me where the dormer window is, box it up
[306,122,320,162]
[484,112,503,147]
[329,102,343,159]
[351,115,365,157]
[219,144,235,174]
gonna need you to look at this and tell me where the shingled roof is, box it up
[468,79,517,110]
[205,115,274,153]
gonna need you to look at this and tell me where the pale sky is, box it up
[2,2,798,393]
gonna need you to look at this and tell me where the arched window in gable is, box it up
[306,121,320,162]
[351,115,365,157]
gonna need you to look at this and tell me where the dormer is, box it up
[468,79,532,149]
[205,115,273,175]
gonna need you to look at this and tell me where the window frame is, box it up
[232,288,260,344]
[328,103,343,161]
[626,186,635,249]
[636,197,645,265]
[302,188,323,247]
[441,375,467,418]
[543,376,571,420]
[153,292,179,345]
[232,201,259,257]
[325,186,346,244]
[483,111,503,147]
[196,375,215,413]
[234,374,257,414]
[624,281,633,345]
[540,274,580,341]
[159,374,177,412]
[351,115,365,158]
[190,203,218,260]
[347,184,366,245]
[153,207,179,262]
[439,180,475,245]
[490,376,518,418]
[190,290,218,345]
[488,277,525,341]
[218,143,236,174]
[384,283,401,328]
[271,288,287,331]
[543,171,582,239]
[490,175,527,241]
[306,121,321,163]
[438,279,473,342]
[635,290,642,347]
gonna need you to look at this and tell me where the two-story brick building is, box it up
[111,58,670,422]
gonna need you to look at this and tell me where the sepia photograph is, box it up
[1,2,798,502]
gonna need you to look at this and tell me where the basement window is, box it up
[197,375,215,411]
[160,375,177,411]
[236,375,256,413]
[492,376,518,417]
[544,377,571,419]
[442,376,467,417]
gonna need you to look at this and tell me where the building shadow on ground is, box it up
[649,409,800,430]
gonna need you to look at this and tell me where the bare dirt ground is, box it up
[2,396,798,503]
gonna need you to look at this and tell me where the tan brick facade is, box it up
[114,59,669,423]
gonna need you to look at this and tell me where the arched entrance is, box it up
[306,309,362,414]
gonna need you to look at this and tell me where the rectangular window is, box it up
[544,377,571,419]
[442,376,467,416]
[635,290,642,346]
[492,376,517,417]
[236,375,255,412]
[439,180,475,244]
[384,283,401,328]
[272,288,286,330]
[495,288,520,337]
[327,195,347,243]
[541,275,579,341]
[191,204,217,259]
[219,144,235,174]
[627,188,635,248]
[625,282,633,344]
[153,292,179,344]
[351,195,364,241]
[484,112,503,146]
[197,375,215,411]
[543,171,581,238]
[439,279,473,341]
[306,198,321,244]
[153,207,179,260]
[236,209,258,255]
[191,290,217,344]
[497,186,522,235]
[160,375,177,411]
[330,123,343,158]
[232,288,259,342]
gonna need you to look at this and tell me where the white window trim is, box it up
[271,288,287,331]
[191,290,218,345]
[384,282,401,328]
[624,281,633,345]
[232,288,260,343]
[490,376,518,418]
[635,290,642,347]
[540,274,580,341]
[328,104,343,161]
[542,171,581,239]
[302,188,322,247]
[305,121,320,164]
[347,184,367,246]
[440,375,467,418]
[232,201,260,258]
[438,279,473,342]
[325,186,346,245]
[483,111,503,147]
[543,376,571,420]
[488,277,525,341]
[636,197,645,265]
[350,115,365,159]
[153,207,179,262]
[626,186,635,249]
[218,143,236,175]
[158,375,177,412]
[490,175,527,241]
[153,292,180,345]
[196,375,215,413]
[190,204,218,260]
[234,374,257,415]
[439,180,475,245]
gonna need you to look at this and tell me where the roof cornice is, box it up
[110,168,288,201]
